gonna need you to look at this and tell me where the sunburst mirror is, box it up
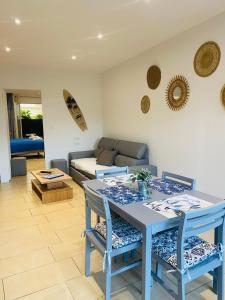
[165,75,190,111]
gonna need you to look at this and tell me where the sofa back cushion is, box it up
[97,149,118,166]
[116,140,147,160]
[98,137,118,150]
[115,154,149,167]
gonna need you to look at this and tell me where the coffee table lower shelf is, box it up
[31,179,73,203]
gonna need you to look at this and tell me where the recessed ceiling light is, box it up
[97,33,103,40]
[14,17,21,25]
[5,46,11,52]
[72,55,77,60]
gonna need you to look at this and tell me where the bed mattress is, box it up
[10,138,44,154]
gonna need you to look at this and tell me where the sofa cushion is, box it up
[116,140,147,159]
[94,147,104,158]
[71,157,115,176]
[115,154,148,167]
[97,149,118,166]
[97,137,118,151]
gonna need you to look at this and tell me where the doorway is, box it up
[5,89,45,172]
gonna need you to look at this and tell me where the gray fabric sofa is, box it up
[69,137,156,186]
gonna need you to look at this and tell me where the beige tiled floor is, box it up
[0,158,219,299]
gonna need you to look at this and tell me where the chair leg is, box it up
[177,276,185,300]
[156,262,163,279]
[85,236,91,277]
[123,252,129,262]
[105,254,112,300]
[217,265,224,300]
[131,249,137,258]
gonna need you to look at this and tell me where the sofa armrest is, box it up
[68,150,95,163]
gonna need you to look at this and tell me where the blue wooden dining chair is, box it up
[96,166,134,261]
[152,201,225,300]
[95,166,129,179]
[156,171,196,278]
[84,185,142,300]
[162,171,196,190]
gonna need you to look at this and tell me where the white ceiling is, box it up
[0,0,225,73]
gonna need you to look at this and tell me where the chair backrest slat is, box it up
[85,187,107,219]
[84,185,113,250]
[187,209,225,228]
[162,171,195,190]
[96,166,128,179]
[177,201,225,271]
[185,218,223,238]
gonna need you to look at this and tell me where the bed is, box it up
[10,138,45,156]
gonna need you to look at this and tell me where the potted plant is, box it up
[130,168,152,199]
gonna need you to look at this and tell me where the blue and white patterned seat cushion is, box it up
[95,217,142,249]
[152,229,219,270]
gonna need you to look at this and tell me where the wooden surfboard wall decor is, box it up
[63,89,87,131]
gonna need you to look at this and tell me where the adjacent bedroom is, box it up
[6,89,45,172]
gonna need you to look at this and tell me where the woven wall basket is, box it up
[141,95,150,113]
[194,41,221,77]
[147,65,161,89]
[221,85,225,108]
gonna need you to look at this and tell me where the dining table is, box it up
[83,175,224,300]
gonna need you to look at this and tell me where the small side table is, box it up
[11,157,27,176]
[50,159,68,174]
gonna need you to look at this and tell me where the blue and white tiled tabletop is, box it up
[97,175,192,206]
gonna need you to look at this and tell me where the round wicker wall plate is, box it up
[221,85,225,108]
[141,95,150,113]
[147,65,161,89]
[165,75,190,111]
[194,41,221,77]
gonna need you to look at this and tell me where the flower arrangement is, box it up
[130,168,152,183]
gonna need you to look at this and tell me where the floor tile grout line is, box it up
[1,257,80,284]
[1,251,56,281]
[2,279,6,300]
[13,282,73,300]
[186,279,213,295]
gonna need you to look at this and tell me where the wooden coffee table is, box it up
[31,168,73,203]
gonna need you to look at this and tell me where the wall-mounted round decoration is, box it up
[147,65,161,89]
[141,95,150,113]
[221,85,225,108]
[63,89,87,131]
[194,41,221,77]
[165,75,190,111]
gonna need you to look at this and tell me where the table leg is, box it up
[142,225,152,300]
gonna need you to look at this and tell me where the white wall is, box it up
[0,67,103,182]
[0,90,11,182]
[103,13,225,198]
